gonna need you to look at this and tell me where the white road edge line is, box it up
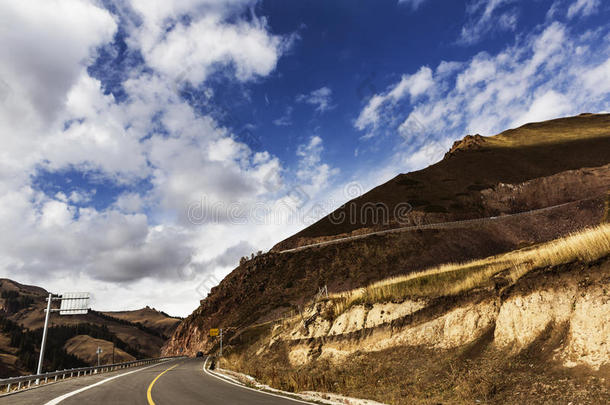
[43,360,171,405]
[202,357,313,404]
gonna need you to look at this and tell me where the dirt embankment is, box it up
[222,258,610,404]
[278,259,609,369]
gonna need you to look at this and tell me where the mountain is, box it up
[275,113,610,250]
[163,113,610,404]
[0,278,180,377]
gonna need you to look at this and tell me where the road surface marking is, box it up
[202,357,313,404]
[147,363,180,405]
[43,361,170,405]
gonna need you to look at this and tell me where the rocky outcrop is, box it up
[444,134,486,158]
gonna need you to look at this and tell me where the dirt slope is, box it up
[223,255,610,404]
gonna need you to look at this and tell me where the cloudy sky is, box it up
[0,0,608,316]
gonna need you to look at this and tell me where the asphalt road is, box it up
[1,358,309,405]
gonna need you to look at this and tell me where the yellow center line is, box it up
[147,363,181,405]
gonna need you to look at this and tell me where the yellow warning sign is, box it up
[209,328,219,336]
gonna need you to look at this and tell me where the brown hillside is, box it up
[274,113,610,251]
[63,335,135,365]
[102,307,181,339]
[164,113,610,357]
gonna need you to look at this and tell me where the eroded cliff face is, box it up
[263,258,609,371]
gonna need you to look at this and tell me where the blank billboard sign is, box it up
[59,292,90,315]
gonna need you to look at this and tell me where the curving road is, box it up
[1,358,309,405]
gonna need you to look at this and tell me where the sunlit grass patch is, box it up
[330,224,610,314]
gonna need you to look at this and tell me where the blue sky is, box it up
[0,0,608,315]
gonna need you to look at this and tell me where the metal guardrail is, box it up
[0,356,184,395]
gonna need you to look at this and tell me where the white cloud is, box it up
[296,87,334,113]
[125,0,288,86]
[273,106,293,126]
[389,67,435,100]
[355,67,434,135]
[546,0,563,19]
[459,0,520,45]
[0,0,315,315]
[0,0,117,184]
[145,15,284,84]
[517,90,571,124]
[296,136,339,197]
[0,0,117,120]
[397,0,429,10]
[355,20,610,182]
[567,0,600,19]
[115,193,144,213]
[581,59,610,96]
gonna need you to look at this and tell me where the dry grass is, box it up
[224,328,610,404]
[331,224,610,314]
[492,113,610,147]
[602,191,610,223]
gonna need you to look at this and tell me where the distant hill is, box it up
[63,335,135,365]
[102,307,181,340]
[0,278,179,377]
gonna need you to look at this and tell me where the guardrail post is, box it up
[6,383,10,393]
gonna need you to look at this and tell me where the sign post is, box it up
[36,293,53,377]
[209,328,223,357]
[36,292,90,383]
